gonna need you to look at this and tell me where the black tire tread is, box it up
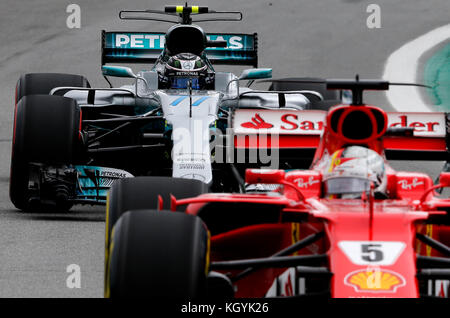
[107,210,208,298]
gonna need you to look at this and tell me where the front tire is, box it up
[10,95,81,211]
[105,210,209,298]
[10,73,89,211]
[105,176,209,248]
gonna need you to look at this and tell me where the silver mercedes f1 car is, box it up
[10,5,342,212]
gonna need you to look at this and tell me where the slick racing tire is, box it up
[269,77,341,110]
[106,176,209,248]
[10,73,89,211]
[15,73,90,103]
[105,210,209,298]
[10,95,81,211]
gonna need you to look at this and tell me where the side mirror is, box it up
[239,68,272,80]
[102,65,137,78]
[439,172,450,187]
[420,172,450,203]
[245,169,285,184]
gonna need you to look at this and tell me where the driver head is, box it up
[323,146,387,199]
[160,53,214,90]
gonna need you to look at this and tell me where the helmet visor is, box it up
[325,177,371,195]
[170,77,200,89]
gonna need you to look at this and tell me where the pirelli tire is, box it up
[10,95,81,211]
[269,77,341,110]
[105,176,209,249]
[10,73,89,211]
[105,210,209,298]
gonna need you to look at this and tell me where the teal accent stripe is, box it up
[192,97,209,106]
[170,96,187,106]
[424,43,450,111]
[170,96,210,106]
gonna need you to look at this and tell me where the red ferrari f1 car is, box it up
[104,79,450,298]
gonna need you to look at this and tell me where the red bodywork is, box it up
[171,104,450,298]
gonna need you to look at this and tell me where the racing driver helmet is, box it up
[322,146,387,199]
[159,53,214,90]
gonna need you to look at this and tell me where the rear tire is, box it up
[106,176,209,248]
[16,73,90,103]
[105,210,209,298]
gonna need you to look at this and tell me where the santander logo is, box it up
[234,110,445,137]
[239,112,323,132]
[241,113,274,129]
[389,115,440,132]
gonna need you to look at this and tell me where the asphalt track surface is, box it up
[0,0,448,297]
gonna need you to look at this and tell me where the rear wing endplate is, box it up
[101,31,258,67]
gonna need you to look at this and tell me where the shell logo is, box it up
[344,268,406,293]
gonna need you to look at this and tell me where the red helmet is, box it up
[322,146,387,198]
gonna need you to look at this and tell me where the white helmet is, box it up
[322,146,387,198]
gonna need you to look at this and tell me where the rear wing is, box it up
[101,31,258,67]
[232,109,449,161]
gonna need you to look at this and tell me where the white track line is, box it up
[383,24,450,112]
